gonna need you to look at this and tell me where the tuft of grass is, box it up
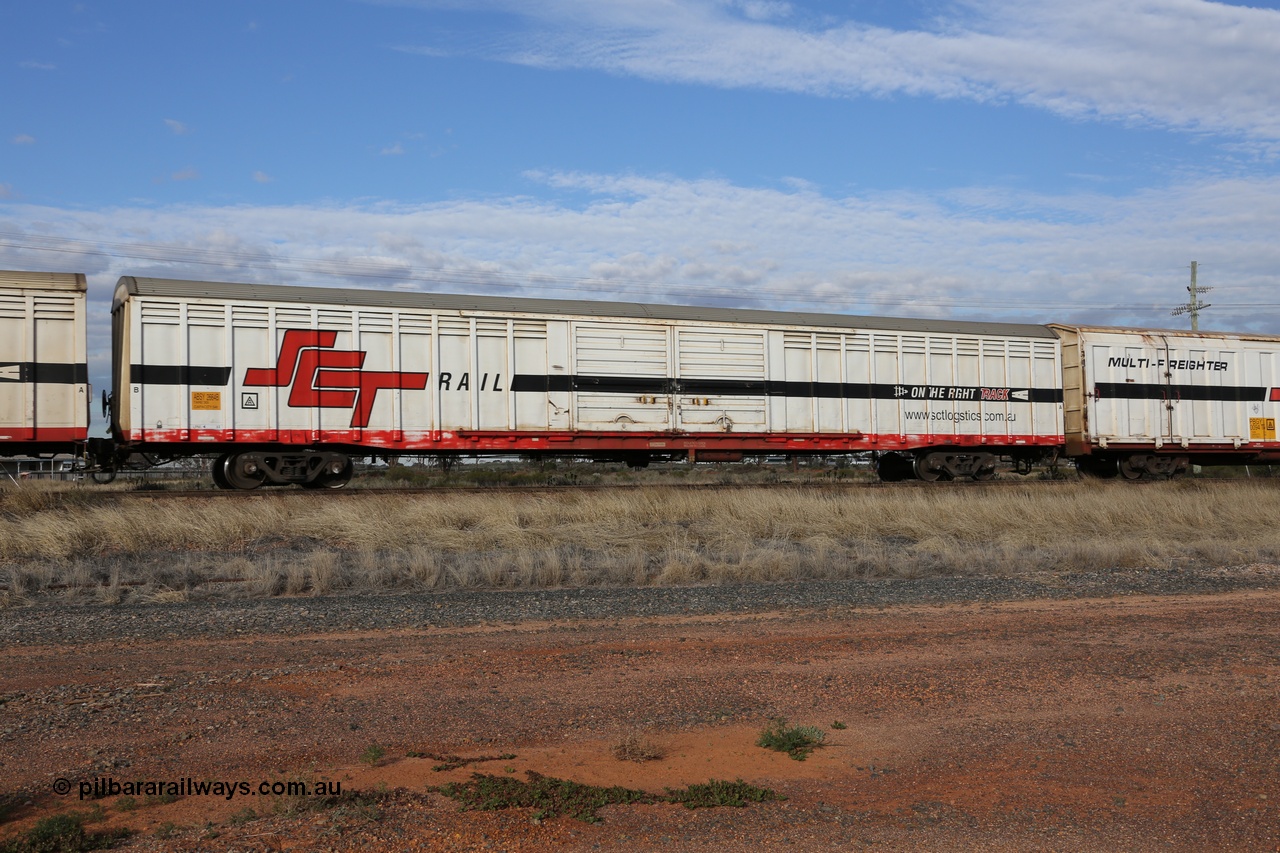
[151,821,178,840]
[0,812,131,853]
[756,718,827,761]
[138,585,186,604]
[360,744,386,767]
[226,807,256,826]
[433,771,658,824]
[611,734,666,763]
[432,771,783,823]
[831,721,848,730]
[419,752,517,772]
[665,779,785,809]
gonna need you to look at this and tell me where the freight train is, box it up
[3,269,1278,487]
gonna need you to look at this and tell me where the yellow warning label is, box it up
[1249,417,1277,440]
[191,391,222,411]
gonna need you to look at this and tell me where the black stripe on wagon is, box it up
[510,374,1063,402]
[573,375,673,394]
[130,364,234,386]
[0,362,88,384]
[509,374,574,393]
[1094,382,1266,402]
[127,367,1065,402]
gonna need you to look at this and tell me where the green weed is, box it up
[0,812,131,852]
[665,779,784,809]
[433,771,658,823]
[226,807,257,826]
[756,718,827,760]
[432,771,783,823]
[421,752,517,772]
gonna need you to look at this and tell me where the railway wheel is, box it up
[223,453,266,490]
[211,454,231,489]
[1118,456,1145,480]
[913,454,945,482]
[303,457,353,489]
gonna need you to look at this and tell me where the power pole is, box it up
[1171,260,1212,331]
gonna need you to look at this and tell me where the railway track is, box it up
[72,474,1271,499]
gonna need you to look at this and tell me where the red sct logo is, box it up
[244,330,428,428]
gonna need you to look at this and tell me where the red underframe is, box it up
[0,428,88,443]
[131,428,1064,454]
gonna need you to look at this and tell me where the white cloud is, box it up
[719,0,793,22]
[396,0,1280,141]
[0,185,12,199]
[252,171,274,183]
[19,60,56,70]
[3,170,1278,342]
[164,118,191,135]
[381,142,406,156]
[12,134,35,145]
[170,167,200,181]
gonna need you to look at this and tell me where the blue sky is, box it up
[4,0,1280,387]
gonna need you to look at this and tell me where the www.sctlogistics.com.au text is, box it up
[70,776,342,801]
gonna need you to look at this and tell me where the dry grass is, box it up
[2,479,1279,602]
[612,734,667,763]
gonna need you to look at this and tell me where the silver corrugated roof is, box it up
[118,276,1058,338]
[1,270,87,291]
[1048,323,1280,342]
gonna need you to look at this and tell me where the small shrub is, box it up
[320,793,382,828]
[611,734,666,763]
[2,812,131,852]
[665,779,784,809]
[756,718,827,761]
[433,771,657,824]
[831,721,848,730]
[360,744,386,766]
[227,807,256,826]
[432,772,783,823]
[420,752,516,772]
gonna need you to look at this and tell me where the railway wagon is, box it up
[0,270,89,457]
[111,276,1065,488]
[1053,324,1280,478]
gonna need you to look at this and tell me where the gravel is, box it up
[4,564,1277,647]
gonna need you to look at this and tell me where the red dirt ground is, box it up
[2,590,1278,851]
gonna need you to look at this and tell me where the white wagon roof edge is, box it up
[1047,322,1280,342]
[0,270,87,291]
[115,276,1058,339]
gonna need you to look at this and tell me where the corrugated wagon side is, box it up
[0,270,89,457]
[111,276,1065,487]
[1052,324,1280,478]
